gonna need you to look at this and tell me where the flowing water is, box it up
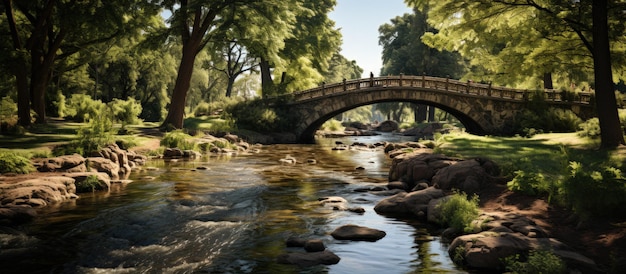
[1,135,465,273]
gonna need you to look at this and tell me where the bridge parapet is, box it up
[288,75,593,105]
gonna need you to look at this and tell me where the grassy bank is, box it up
[433,132,626,219]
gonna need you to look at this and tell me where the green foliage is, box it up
[71,115,117,155]
[507,170,560,202]
[160,130,197,150]
[320,119,345,131]
[65,94,106,122]
[229,98,297,133]
[193,102,213,117]
[514,93,583,136]
[503,249,566,274]
[438,192,480,233]
[577,118,601,138]
[75,175,107,193]
[108,98,143,129]
[0,96,24,135]
[379,10,465,78]
[563,161,626,218]
[0,96,18,125]
[0,151,34,174]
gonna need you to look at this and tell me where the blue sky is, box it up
[329,0,412,78]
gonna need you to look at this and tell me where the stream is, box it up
[0,134,466,273]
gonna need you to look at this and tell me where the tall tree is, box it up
[378,8,464,124]
[159,0,296,128]
[1,0,157,125]
[255,0,342,95]
[322,52,364,83]
[209,40,258,97]
[407,0,626,147]
[378,8,464,78]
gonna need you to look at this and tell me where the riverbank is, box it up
[478,183,626,272]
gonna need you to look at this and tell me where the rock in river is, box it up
[330,224,386,241]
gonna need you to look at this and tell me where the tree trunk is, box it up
[30,50,54,124]
[543,73,553,90]
[15,65,31,126]
[3,0,31,126]
[428,106,435,122]
[162,44,198,129]
[260,58,273,97]
[592,0,624,148]
[225,77,235,97]
[414,104,427,123]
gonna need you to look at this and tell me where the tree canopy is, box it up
[406,0,626,147]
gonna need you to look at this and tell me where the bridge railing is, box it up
[288,75,593,104]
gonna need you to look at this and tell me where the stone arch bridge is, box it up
[273,75,595,143]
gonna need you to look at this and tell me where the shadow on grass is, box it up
[437,133,616,175]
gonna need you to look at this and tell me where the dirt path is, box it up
[478,184,626,272]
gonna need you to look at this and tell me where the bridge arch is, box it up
[278,76,594,143]
[297,96,485,143]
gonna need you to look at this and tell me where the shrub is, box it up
[0,151,34,174]
[503,249,566,274]
[438,192,480,233]
[320,118,344,131]
[160,130,197,150]
[563,161,626,218]
[193,102,210,117]
[577,118,601,138]
[229,98,298,133]
[75,175,107,193]
[65,115,117,156]
[507,169,559,200]
[108,98,143,129]
[65,94,106,122]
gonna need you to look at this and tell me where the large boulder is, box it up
[0,176,77,208]
[432,158,499,194]
[388,152,461,188]
[36,154,86,173]
[374,187,445,217]
[375,120,399,132]
[63,172,111,193]
[330,224,386,241]
[87,157,121,180]
[403,186,445,216]
[373,192,409,215]
[449,231,599,273]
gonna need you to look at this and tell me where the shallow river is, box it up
[1,135,465,273]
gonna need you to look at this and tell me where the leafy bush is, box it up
[563,161,626,218]
[75,175,107,193]
[0,96,21,134]
[438,192,480,233]
[503,249,566,274]
[0,96,17,124]
[577,118,601,138]
[160,130,197,150]
[229,98,298,133]
[58,115,117,156]
[508,169,562,203]
[108,98,142,129]
[0,151,34,174]
[65,94,106,122]
[320,118,344,131]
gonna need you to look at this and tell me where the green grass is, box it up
[434,132,612,176]
[435,132,626,218]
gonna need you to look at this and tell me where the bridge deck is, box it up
[288,75,592,105]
